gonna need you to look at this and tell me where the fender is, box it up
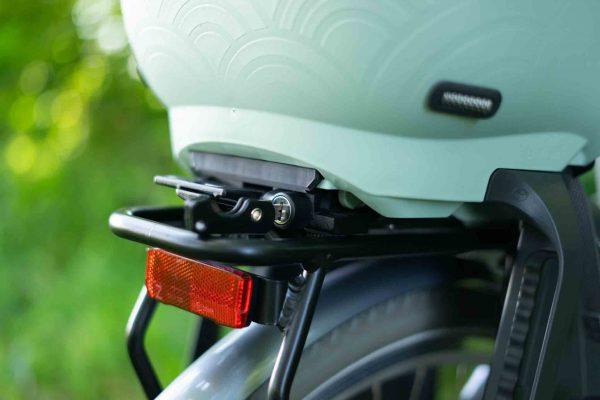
[157,256,477,399]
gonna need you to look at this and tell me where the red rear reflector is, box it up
[145,248,253,328]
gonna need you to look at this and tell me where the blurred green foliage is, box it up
[0,1,196,398]
[1,1,598,400]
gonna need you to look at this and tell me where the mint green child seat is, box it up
[121,0,600,217]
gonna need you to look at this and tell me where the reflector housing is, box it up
[145,248,253,328]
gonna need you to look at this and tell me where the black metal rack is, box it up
[110,203,515,400]
[110,206,514,268]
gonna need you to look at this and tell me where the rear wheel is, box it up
[252,284,500,399]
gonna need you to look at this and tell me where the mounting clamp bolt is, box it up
[250,208,263,222]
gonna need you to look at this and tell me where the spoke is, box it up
[371,381,383,400]
[459,364,490,400]
[316,347,492,400]
[408,367,427,400]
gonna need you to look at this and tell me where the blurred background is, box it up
[1,2,598,400]
[0,1,199,398]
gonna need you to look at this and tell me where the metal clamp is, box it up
[155,175,276,235]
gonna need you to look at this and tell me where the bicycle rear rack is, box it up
[110,176,516,400]
[110,205,513,268]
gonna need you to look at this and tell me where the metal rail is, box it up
[109,206,515,267]
[268,268,325,400]
[126,287,161,399]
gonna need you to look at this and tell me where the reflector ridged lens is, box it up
[145,248,253,328]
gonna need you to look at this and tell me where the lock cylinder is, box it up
[262,191,313,230]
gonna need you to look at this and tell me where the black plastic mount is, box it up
[155,175,277,235]
[482,169,600,399]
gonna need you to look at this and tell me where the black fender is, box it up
[157,256,483,399]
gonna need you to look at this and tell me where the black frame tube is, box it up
[268,268,326,400]
[126,287,162,399]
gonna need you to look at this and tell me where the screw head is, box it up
[250,208,263,222]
